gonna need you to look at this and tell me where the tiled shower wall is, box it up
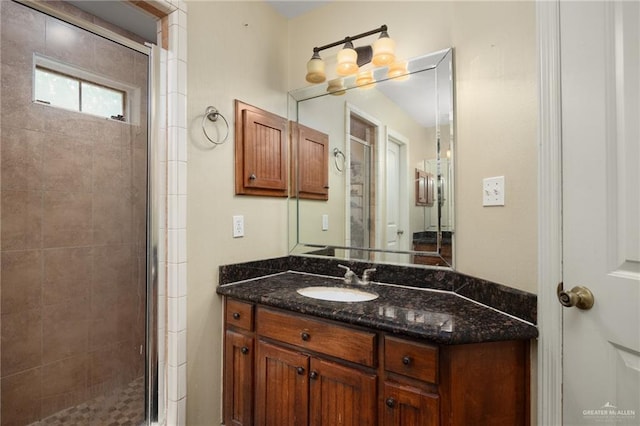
[0,2,148,424]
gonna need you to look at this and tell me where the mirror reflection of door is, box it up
[349,114,376,260]
[385,131,410,264]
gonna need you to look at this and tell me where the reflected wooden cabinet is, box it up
[235,100,288,197]
[290,122,329,200]
[222,298,530,426]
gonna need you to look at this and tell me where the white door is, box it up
[384,133,409,263]
[561,1,640,424]
[386,139,401,251]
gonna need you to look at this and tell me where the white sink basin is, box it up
[296,286,378,302]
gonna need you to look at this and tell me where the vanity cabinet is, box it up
[255,307,377,426]
[222,298,530,426]
[256,340,377,426]
[223,299,255,426]
[382,382,439,426]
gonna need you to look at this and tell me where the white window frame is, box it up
[32,53,141,125]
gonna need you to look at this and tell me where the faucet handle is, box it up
[338,264,356,283]
[360,268,377,284]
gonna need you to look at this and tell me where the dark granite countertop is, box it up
[217,270,538,345]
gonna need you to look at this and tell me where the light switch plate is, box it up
[483,176,505,206]
[322,214,329,231]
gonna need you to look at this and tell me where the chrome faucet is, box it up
[359,268,376,285]
[338,265,377,285]
[338,264,357,284]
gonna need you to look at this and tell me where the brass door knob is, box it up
[557,282,595,310]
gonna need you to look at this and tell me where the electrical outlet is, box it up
[483,176,505,206]
[322,214,329,231]
[232,215,244,238]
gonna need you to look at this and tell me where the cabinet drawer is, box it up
[256,307,376,367]
[384,336,438,384]
[226,299,254,331]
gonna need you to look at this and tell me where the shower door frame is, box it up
[13,1,161,423]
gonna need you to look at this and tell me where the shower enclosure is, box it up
[0,1,157,424]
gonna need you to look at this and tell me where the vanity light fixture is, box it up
[372,28,396,66]
[336,39,359,76]
[326,77,346,95]
[305,50,326,83]
[387,60,409,81]
[355,70,375,88]
[305,25,395,84]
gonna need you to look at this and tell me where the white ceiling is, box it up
[266,1,329,18]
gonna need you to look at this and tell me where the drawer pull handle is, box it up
[402,356,412,366]
[240,346,249,355]
[385,398,396,408]
[309,371,318,380]
[296,367,305,375]
[232,312,241,320]
[301,332,310,341]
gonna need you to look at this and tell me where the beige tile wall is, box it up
[0,2,148,424]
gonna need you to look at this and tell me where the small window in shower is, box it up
[35,66,125,120]
[32,54,140,124]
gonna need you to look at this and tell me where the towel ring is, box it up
[202,106,229,145]
[333,148,345,172]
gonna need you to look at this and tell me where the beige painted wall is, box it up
[186,1,537,423]
[288,1,537,292]
[186,2,289,424]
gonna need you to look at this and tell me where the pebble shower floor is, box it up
[26,377,144,426]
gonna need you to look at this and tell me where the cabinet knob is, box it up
[232,312,241,320]
[296,367,305,375]
[301,332,310,341]
[309,371,318,380]
[385,398,396,408]
[402,356,412,366]
[240,346,249,355]
[249,173,257,180]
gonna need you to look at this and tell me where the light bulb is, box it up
[355,70,375,88]
[326,78,346,96]
[372,32,396,66]
[336,40,359,76]
[305,51,326,83]
[387,60,409,81]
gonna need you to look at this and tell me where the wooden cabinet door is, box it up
[235,100,288,197]
[381,382,439,426]
[256,340,309,426]
[308,358,376,426]
[291,122,329,200]
[223,329,254,426]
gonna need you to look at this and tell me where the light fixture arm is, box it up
[312,25,388,54]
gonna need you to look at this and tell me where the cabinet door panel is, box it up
[382,382,439,426]
[309,358,377,426]
[256,340,309,426]
[224,329,254,426]
[292,122,329,200]
[234,99,288,197]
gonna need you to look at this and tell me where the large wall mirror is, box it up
[289,48,454,268]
